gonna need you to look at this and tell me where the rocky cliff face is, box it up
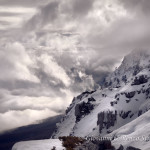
[97,111,117,133]
[75,101,94,122]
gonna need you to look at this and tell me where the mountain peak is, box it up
[104,49,150,88]
[123,49,150,66]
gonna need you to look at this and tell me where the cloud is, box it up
[0,42,39,82]
[0,109,58,132]
[0,36,98,132]
[0,0,51,7]
[60,0,95,18]
[119,0,150,15]
[24,1,59,31]
[37,54,71,87]
[1,0,150,132]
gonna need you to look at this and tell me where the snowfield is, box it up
[12,139,66,150]
[110,110,150,150]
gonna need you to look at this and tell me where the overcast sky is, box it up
[0,0,150,132]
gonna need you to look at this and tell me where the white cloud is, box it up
[0,109,58,132]
[0,6,37,14]
[0,42,39,82]
[0,88,74,132]
[38,54,71,87]
[0,6,37,30]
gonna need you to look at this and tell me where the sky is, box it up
[0,0,150,132]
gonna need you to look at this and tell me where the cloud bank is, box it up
[0,0,150,132]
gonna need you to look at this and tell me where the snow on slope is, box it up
[12,50,150,150]
[109,109,150,150]
[52,49,150,139]
[12,139,65,150]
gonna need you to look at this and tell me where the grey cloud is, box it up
[84,56,121,83]
[24,1,59,31]
[40,1,59,24]
[0,21,12,26]
[0,21,15,29]
[0,108,59,132]
[64,0,95,18]
[85,10,150,58]
[120,0,150,15]
[0,12,23,16]
[24,0,96,32]
[0,80,38,91]
[1,0,150,132]
[0,0,51,7]
[72,0,94,15]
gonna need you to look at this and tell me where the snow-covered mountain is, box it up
[12,50,150,150]
[51,50,150,149]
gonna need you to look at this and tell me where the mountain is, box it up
[12,50,150,150]
[0,115,62,150]
[51,50,150,149]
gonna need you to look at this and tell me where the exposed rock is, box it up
[77,91,96,100]
[110,102,114,106]
[120,111,131,119]
[75,101,94,122]
[138,110,142,117]
[75,141,99,150]
[102,94,107,97]
[110,101,117,106]
[66,98,75,114]
[88,97,96,102]
[146,87,150,98]
[132,75,148,85]
[130,113,134,118]
[117,145,124,150]
[98,140,115,150]
[125,91,135,99]
[126,146,141,150]
[122,75,127,83]
[117,98,120,101]
[126,99,131,103]
[97,111,117,133]
[132,65,141,76]
[137,91,141,94]
[75,140,115,150]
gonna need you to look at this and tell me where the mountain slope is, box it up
[109,109,150,150]
[52,50,150,143]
